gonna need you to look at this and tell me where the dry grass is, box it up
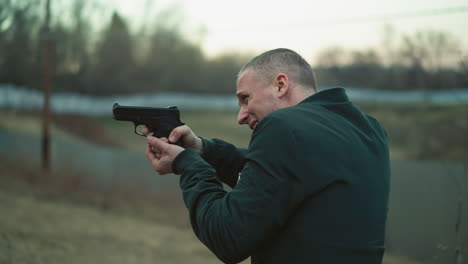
[0,189,220,264]
[358,103,468,161]
[0,158,223,264]
[0,158,425,264]
[383,255,425,264]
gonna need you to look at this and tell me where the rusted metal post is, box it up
[41,0,53,173]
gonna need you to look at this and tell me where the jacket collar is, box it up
[299,87,349,105]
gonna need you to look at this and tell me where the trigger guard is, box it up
[134,124,147,136]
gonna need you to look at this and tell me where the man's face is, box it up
[236,70,279,130]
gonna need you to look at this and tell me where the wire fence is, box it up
[1,84,468,116]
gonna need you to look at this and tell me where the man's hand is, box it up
[146,136,184,175]
[142,125,203,154]
[169,125,203,153]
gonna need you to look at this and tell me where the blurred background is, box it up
[0,0,467,263]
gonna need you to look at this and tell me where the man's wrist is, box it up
[195,137,204,155]
[172,148,201,174]
[199,137,218,160]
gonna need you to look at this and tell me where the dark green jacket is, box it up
[173,88,391,264]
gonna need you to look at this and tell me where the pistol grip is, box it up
[173,139,184,147]
[146,122,184,147]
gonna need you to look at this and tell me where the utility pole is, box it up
[41,0,54,174]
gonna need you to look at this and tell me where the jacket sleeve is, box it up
[199,137,248,188]
[173,116,305,264]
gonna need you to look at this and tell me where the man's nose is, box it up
[237,108,249,125]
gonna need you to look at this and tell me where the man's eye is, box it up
[238,95,249,106]
[242,96,248,105]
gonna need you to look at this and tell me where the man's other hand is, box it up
[146,136,184,175]
[142,125,203,154]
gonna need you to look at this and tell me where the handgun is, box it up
[112,103,185,145]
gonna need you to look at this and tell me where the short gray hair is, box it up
[238,48,317,90]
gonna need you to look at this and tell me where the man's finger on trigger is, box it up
[141,127,149,136]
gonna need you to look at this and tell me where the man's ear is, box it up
[274,73,289,98]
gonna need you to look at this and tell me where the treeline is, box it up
[1,0,467,95]
[315,27,468,90]
[0,0,251,95]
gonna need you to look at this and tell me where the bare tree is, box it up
[316,46,349,67]
[90,12,135,94]
[0,0,41,87]
[52,0,93,93]
[380,23,397,66]
[398,30,462,89]
[458,55,468,87]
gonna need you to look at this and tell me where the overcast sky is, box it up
[104,0,468,61]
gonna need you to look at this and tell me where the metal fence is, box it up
[1,84,468,116]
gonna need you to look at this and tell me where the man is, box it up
[145,48,390,264]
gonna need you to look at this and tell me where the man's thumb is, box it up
[169,125,186,143]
